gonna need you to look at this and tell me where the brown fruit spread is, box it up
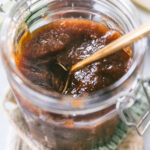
[14,19,132,150]
[15,19,132,97]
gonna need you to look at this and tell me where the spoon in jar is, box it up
[59,21,150,93]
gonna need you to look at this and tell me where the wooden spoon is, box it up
[62,21,150,93]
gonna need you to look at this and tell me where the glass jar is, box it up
[0,0,149,150]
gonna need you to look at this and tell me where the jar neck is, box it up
[1,0,147,115]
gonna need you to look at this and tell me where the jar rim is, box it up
[0,0,147,115]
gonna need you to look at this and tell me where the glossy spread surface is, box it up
[15,19,132,97]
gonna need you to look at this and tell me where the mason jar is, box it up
[0,0,149,150]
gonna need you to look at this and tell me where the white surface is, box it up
[0,0,10,148]
[0,2,150,150]
[0,57,9,150]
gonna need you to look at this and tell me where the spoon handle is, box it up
[71,21,150,73]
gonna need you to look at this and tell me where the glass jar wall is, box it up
[0,0,147,150]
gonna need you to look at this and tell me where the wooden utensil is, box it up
[71,21,150,73]
[62,21,150,93]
